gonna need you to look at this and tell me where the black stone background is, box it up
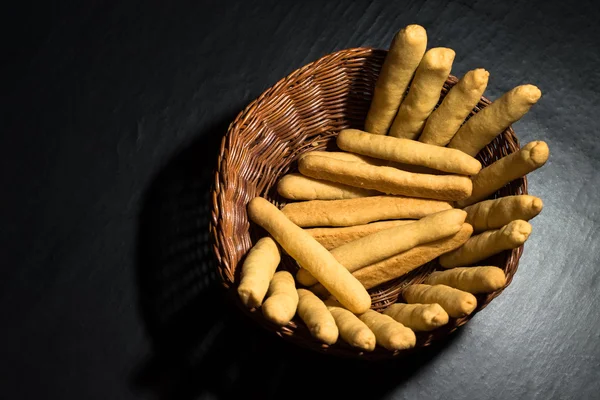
[1,0,599,399]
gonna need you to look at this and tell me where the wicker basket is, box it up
[210,47,527,359]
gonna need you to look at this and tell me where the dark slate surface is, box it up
[1,0,599,399]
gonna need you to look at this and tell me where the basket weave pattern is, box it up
[211,48,527,358]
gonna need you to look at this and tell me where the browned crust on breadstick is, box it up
[420,68,489,146]
[281,195,452,227]
[298,151,385,166]
[305,220,414,250]
[383,303,449,332]
[298,155,472,201]
[337,129,481,175]
[403,284,477,318]
[248,197,371,313]
[365,25,427,135]
[425,266,507,294]
[359,310,416,350]
[311,224,473,296]
[389,47,456,139]
[463,195,543,232]
[457,141,549,207]
[448,84,542,156]
[439,220,532,268]
[297,209,466,286]
[277,173,378,200]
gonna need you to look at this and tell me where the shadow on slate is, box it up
[131,114,463,400]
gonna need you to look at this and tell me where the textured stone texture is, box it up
[1,0,599,399]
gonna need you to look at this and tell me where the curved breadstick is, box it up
[365,25,427,135]
[298,155,472,201]
[306,220,413,250]
[463,195,543,232]
[457,141,549,207]
[420,69,489,146]
[262,271,299,325]
[310,224,473,296]
[277,173,378,200]
[298,151,384,165]
[425,266,506,294]
[359,310,416,350]
[237,237,281,308]
[296,209,467,286]
[448,84,542,156]
[383,303,449,331]
[389,48,456,139]
[337,129,481,175]
[281,195,451,227]
[296,289,338,345]
[325,301,376,351]
[248,197,371,314]
[439,220,532,268]
[403,284,477,318]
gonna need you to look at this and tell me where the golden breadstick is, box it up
[296,289,339,344]
[237,237,281,308]
[464,195,543,232]
[425,266,506,294]
[337,129,481,175]
[311,224,473,296]
[306,220,413,250]
[420,69,490,146]
[262,271,299,325]
[277,173,378,200]
[448,84,542,156]
[296,209,467,286]
[298,155,472,201]
[248,197,371,313]
[325,301,376,351]
[439,220,531,268]
[298,151,384,165]
[365,25,427,135]
[383,303,449,331]
[457,141,549,207]
[403,284,477,318]
[389,48,456,139]
[281,195,451,227]
[359,310,416,350]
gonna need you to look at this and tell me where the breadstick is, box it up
[439,220,531,268]
[306,220,413,250]
[425,266,506,294]
[325,301,376,351]
[296,289,339,344]
[262,271,299,325]
[419,69,489,146]
[281,195,451,227]
[383,303,449,331]
[448,84,542,156]
[463,195,543,232]
[365,25,427,135]
[403,284,477,318]
[389,48,456,139]
[296,209,466,286]
[248,197,371,313]
[359,310,416,350]
[298,155,472,201]
[457,141,549,207]
[237,237,281,308]
[311,224,473,296]
[277,173,378,200]
[337,129,481,175]
[298,151,384,166]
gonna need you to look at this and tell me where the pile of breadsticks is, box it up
[237,24,548,352]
